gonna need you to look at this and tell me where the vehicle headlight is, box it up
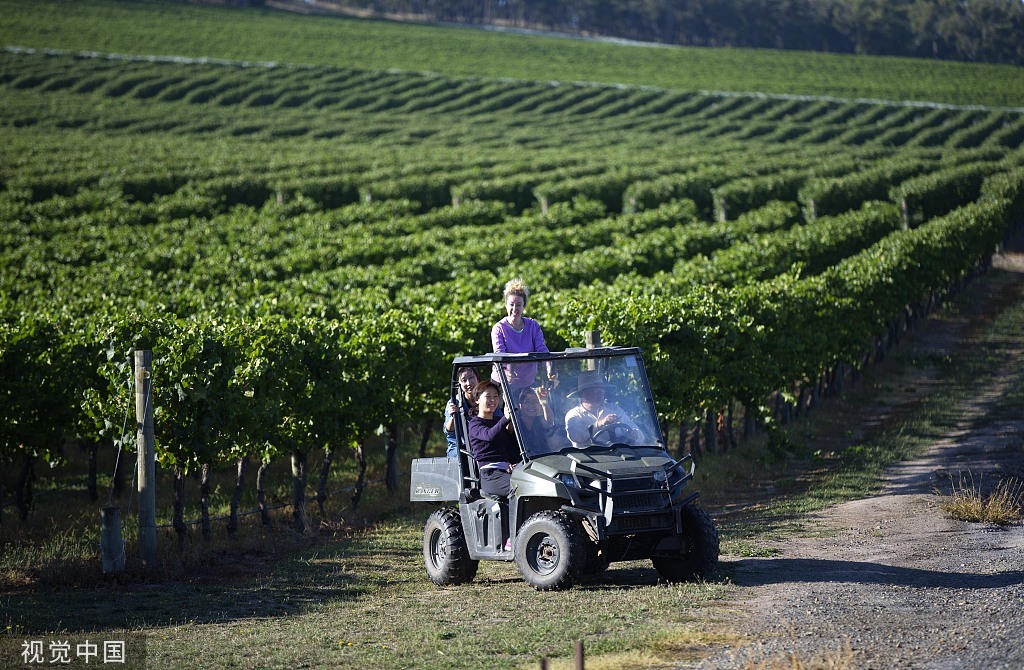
[558,473,577,489]
[652,469,668,484]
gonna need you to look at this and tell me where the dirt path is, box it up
[680,247,1024,669]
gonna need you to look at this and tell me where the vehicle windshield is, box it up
[498,353,664,457]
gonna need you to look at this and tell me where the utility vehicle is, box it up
[409,347,719,591]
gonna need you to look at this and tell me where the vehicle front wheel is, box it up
[652,504,719,582]
[423,507,478,586]
[514,510,584,591]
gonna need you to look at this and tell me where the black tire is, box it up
[652,504,720,583]
[423,507,478,586]
[514,510,584,591]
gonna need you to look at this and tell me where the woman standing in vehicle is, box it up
[491,278,552,388]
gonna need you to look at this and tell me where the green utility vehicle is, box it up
[409,347,719,591]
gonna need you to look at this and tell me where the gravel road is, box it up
[678,246,1024,670]
[690,427,1024,669]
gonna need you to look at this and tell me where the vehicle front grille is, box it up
[617,516,652,531]
[609,512,673,534]
[615,476,658,493]
[616,492,669,510]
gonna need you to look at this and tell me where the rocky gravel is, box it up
[681,427,1024,669]
[677,245,1024,670]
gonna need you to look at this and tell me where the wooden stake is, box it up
[585,330,601,371]
[100,505,125,573]
[135,349,157,568]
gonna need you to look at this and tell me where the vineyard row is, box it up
[3,172,1021,515]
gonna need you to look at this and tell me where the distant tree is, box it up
[909,0,956,58]
[311,0,1024,65]
[831,0,912,57]
[957,0,1024,63]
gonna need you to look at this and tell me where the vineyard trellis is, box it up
[1,38,1023,544]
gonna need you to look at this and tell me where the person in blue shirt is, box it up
[443,367,480,458]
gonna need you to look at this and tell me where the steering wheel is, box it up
[590,422,634,446]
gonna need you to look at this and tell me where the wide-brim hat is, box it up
[567,370,614,398]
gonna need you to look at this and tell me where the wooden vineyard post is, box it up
[538,641,584,670]
[100,505,125,573]
[135,349,158,568]
[585,330,602,371]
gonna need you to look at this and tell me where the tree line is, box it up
[299,0,1024,67]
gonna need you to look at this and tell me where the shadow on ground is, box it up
[724,556,1024,589]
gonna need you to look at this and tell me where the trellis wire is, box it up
[107,356,139,509]
[154,474,397,529]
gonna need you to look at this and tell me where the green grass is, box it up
[2,0,1023,107]
[3,512,730,669]
[978,292,1024,421]
[3,434,727,669]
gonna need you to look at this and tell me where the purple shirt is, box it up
[492,317,549,355]
[491,317,549,387]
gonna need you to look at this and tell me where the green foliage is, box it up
[798,156,935,220]
[891,160,1005,227]
[0,20,1021,474]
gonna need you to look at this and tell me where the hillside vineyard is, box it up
[1,48,1023,482]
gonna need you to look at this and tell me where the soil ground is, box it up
[676,242,1024,669]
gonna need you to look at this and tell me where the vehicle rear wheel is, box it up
[423,507,478,585]
[652,504,719,582]
[514,510,584,591]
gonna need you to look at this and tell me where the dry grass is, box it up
[937,472,1024,525]
[734,639,857,670]
[534,629,856,670]
[535,626,741,670]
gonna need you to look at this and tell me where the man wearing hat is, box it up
[564,371,643,448]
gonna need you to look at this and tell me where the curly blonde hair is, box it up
[503,277,529,305]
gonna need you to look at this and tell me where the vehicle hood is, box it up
[527,445,674,478]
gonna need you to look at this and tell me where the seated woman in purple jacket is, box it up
[467,379,521,498]
[491,278,553,388]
